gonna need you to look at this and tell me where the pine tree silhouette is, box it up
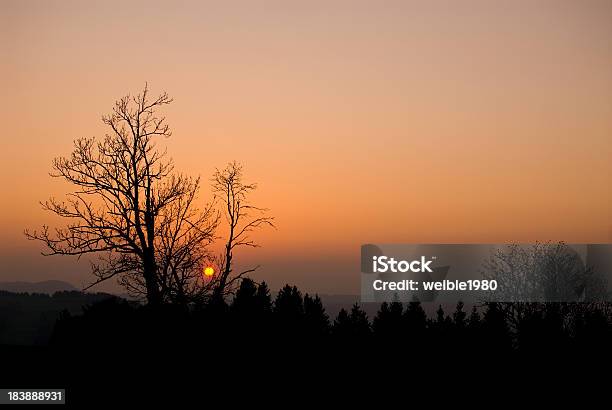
[453,301,466,328]
[231,278,258,315]
[332,308,352,339]
[303,294,330,338]
[468,305,481,329]
[451,301,469,353]
[349,304,371,339]
[255,281,272,313]
[373,300,404,339]
[404,299,427,330]
[481,302,512,354]
[373,302,390,335]
[273,284,304,336]
[436,305,445,325]
[229,278,262,340]
[390,300,403,319]
[402,299,427,349]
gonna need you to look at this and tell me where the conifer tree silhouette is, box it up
[404,299,427,331]
[349,304,371,339]
[303,294,330,338]
[453,301,467,328]
[255,281,272,314]
[468,305,481,329]
[332,308,352,339]
[373,302,390,335]
[273,285,304,336]
[481,302,512,353]
[403,299,428,349]
[231,278,258,315]
[436,305,445,325]
[373,300,404,339]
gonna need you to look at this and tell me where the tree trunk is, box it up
[143,249,161,305]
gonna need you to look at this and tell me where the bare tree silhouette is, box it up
[25,84,218,305]
[210,161,274,301]
[481,243,607,303]
[480,242,609,332]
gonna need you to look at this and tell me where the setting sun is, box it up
[203,267,215,278]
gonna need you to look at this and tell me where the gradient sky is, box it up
[1,0,611,294]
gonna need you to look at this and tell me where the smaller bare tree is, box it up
[210,161,274,301]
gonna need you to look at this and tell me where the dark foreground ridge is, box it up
[1,279,611,404]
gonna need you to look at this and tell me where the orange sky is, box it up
[1,0,611,294]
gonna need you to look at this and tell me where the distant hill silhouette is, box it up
[0,290,120,345]
[0,280,77,294]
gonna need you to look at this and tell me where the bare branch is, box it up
[26,85,217,305]
[210,162,275,299]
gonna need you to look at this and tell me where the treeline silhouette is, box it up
[2,279,610,405]
[48,279,611,359]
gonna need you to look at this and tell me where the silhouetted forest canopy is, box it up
[2,281,609,405]
[2,280,607,358]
